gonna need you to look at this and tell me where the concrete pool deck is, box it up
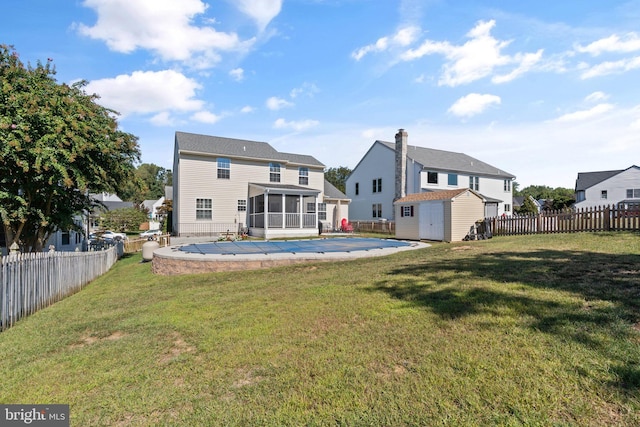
[151,237,430,275]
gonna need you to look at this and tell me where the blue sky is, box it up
[3,0,640,189]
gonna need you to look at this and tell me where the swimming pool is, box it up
[178,237,411,256]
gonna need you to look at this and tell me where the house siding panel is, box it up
[451,192,485,242]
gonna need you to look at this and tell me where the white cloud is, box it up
[150,111,174,126]
[229,68,244,81]
[235,0,282,31]
[580,56,640,79]
[85,70,203,116]
[191,110,222,124]
[575,33,640,56]
[585,91,609,103]
[77,0,252,68]
[400,20,542,87]
[553,103,615,122]
[266,96,294,110]
[351,26,420,60]
[240,105,254,113]
[290,82,319,98]
[448,93,501,117]
[273,118,319,131]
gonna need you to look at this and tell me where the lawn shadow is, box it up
[368,247,640,392]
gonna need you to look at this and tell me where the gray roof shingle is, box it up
[378,140,515,179]
[175,131,324,167]
[324,180,348,199]
[575,169,623,191]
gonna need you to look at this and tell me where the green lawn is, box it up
[1,233,639,426]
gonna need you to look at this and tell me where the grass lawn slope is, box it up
[1,233,639,425]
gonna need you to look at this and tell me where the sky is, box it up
[3,0,640,189]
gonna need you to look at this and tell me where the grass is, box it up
[1,232,639,426]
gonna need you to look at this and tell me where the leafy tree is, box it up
[120,163,171,203]
[324,166,351,194]
[516,196,539,215]
[0,45,140,252]
[100,207,148,233]
[518,185,575,211]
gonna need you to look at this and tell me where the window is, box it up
[601,190,608,200]
[504,179,511,191]
[627,189,640,198]
[355,182,359,196]
[217,158,230,179]
[427,171,438,184]
[504,204,511,212]
[372,203,382,218]
[318,203,327,220]
[401,205,414,217]
[469,176,479,191]
[269,163,281,183]
[237,200,247,211]
[576,190,585,202]
[299,167,309,185]
[61,232,70,245]
[196,198,212,220]
[306,202,316,212]
[448,174,458,186]
[372,178,382,193]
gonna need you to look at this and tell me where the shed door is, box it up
[419,201,444,240]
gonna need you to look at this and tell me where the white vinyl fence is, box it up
[1,246,120,331]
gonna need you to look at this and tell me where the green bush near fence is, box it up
[0,233,639,425]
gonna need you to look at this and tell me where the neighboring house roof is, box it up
[324,180,349,200]
[175,131,324,168]
[378,140,515,179]
[395,188,483,203]
[90,192,123,202]
[575,165,639,191]
[95,201,134,212]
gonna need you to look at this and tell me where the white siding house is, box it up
[346,129,515,221]
[172,131,349,239]
[574,166,640,209]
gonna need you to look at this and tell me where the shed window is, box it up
[601,190,608,200]
[627,189,640,198]
[401,206,414,217]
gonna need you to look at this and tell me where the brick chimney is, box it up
[395,129,407,202]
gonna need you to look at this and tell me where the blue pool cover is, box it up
[178,238,411,255]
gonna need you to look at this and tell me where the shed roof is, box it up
[395,188,482,203]
[175,131,324,167]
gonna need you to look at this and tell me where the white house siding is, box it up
[420,172,511,217]
[346,143,397,220]
[450,192,485,242]
[575,167,640,209]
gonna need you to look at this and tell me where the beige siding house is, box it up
[394,188,485,242]
[172,131,349,239]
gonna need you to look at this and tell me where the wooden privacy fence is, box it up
[489,205,640,236]
[351,220,395,234]
[0,246,119,331]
